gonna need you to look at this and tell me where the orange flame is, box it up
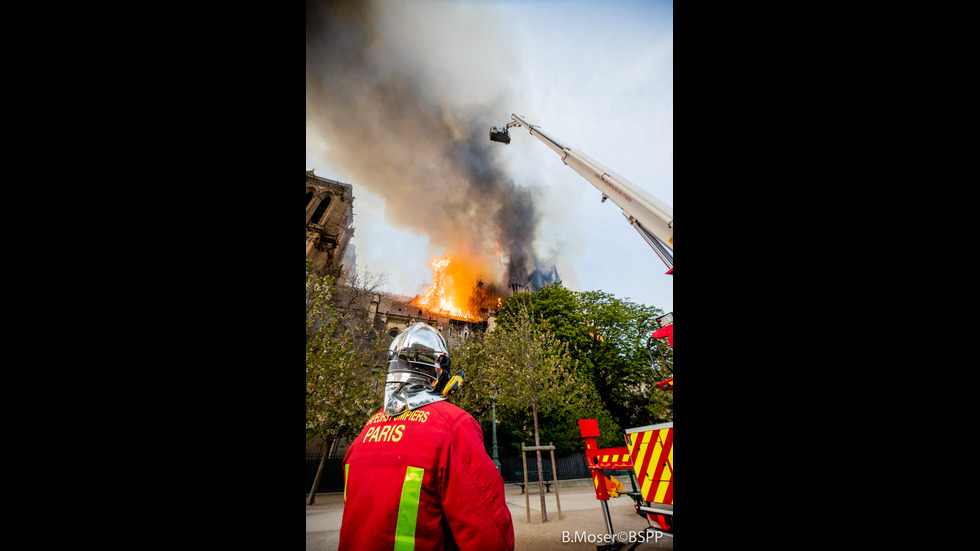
[412,254,485,321]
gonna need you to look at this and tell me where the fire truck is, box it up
[490,115,673,546]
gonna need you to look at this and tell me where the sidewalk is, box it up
[307,482,672,551]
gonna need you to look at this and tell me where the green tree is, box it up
[495,283,589,352]
[577,290,673,429]
[306,261,387,504]
[447,337,495,425]
[494,284,672,443]
[481,299,589,522]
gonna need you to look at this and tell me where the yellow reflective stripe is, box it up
[641,434,662,500]
[343,463,349,502]
[394,466,425,551]
[631,431,651,483]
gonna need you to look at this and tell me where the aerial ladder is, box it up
[490,114,673,272]
[491,115,673,547]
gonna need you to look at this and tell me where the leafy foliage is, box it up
[482,299,581,444]
[453,295,623,452]
[477,283,672,449]
[306,261,387,442]
[577,290,672,430]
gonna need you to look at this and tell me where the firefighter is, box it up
[339,323,515,551]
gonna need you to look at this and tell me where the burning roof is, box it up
[411,254,505,322]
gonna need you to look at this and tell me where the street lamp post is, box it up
[491,395,501,473]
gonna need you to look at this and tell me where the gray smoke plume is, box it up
[306,0,542,289]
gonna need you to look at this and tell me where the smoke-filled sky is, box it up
[306,0,673,313]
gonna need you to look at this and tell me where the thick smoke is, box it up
[306,0,542,288]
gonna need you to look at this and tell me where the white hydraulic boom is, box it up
[490,114,673,271]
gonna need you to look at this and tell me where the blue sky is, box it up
[306,0,673,313]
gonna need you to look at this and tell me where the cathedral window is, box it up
[309,195,331,225]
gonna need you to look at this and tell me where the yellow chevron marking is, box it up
[640,436,662,501]
[632,430,653,482]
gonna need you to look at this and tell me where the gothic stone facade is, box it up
[368,293,487,349]
[306,170,355,279]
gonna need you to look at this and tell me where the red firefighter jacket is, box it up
[339,400,514,551]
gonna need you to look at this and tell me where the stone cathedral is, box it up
[306,170,356,279]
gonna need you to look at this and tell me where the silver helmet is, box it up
[383,323,451,416]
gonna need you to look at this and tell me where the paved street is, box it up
[307,480,672,551]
